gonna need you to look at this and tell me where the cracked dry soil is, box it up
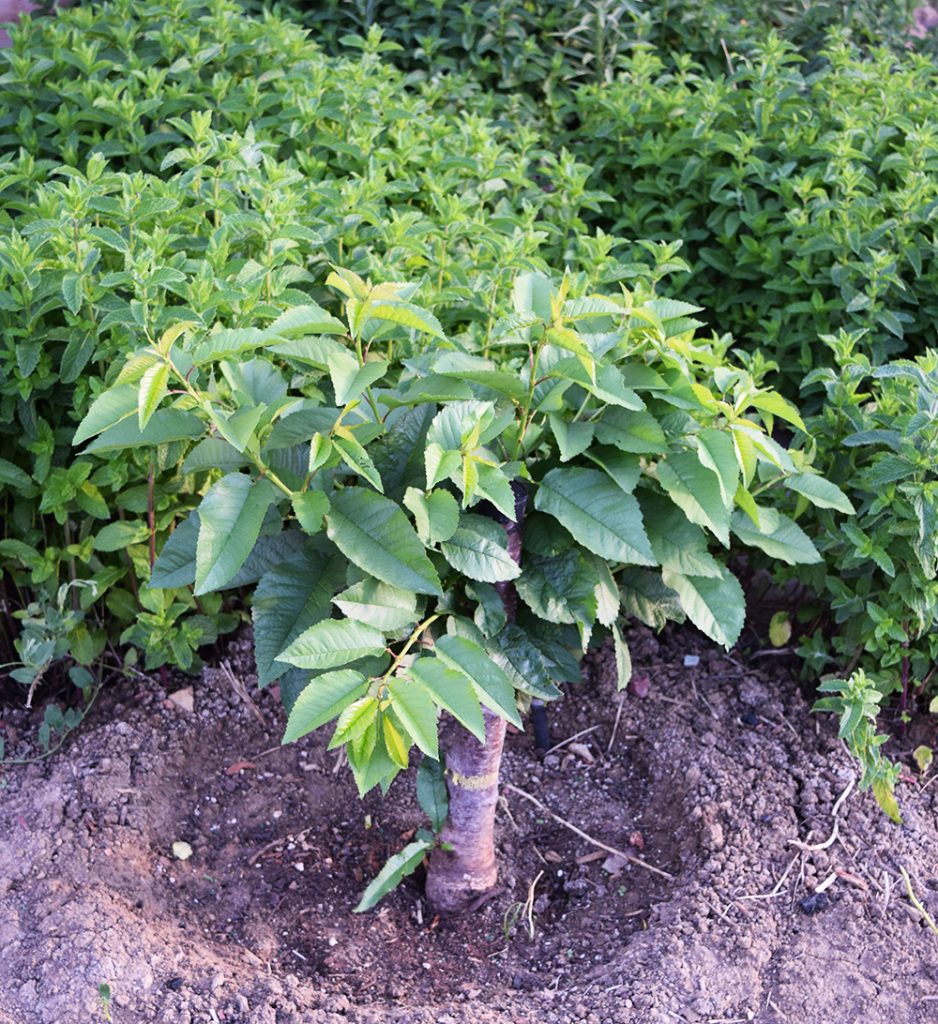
[1,622,936,1024]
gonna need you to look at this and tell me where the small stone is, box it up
[168,688,194,713]
[172,842,193,861]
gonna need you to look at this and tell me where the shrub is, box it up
[571,35,938,391]
[74,262,836,908]
[794,333,938,710]
[0,0,611,681]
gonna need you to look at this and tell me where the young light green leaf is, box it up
[404,487,460,545]
[695,428,739,507]
[137,362,170,431]
[612,624,632,691]
[328,350,389,406]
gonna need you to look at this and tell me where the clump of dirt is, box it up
[1,624,936,1024]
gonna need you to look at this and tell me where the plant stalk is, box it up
[425,483,527,913]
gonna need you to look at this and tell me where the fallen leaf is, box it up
[629,830,645,851]
[225,760,257,776]
[544,850,563,864]
[568,742,595,764]
[168,687,194,713]
[602,852,628,876]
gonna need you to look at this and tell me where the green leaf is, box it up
[661,566,745,648]
[656,451,731,547]
[183,437,247,474]
[695,429,739,507]
[282,670,369,743]
[387,676,439,758]
[84,409,204,453]
[583,447,641,494]
[93,520,150,552]
[62,272,82,315]
[367,301,445,339]
[730,511,822,565]
[549,416,594,462]
[515,550,598,629]
[328,350,389,405]
[253,553,344,685]
[748,391,806,433]
[785,473,855,514]
[279,618,387,670]
[640,493,722,579]
[195,473,278,594]
[404,487,460,545]
[612,624,632,691]
[333,578,418,631]
[150,512,200,588]
[489,624,562,701]
[330,695,380,748]
[416,757,449,832]
[269,303,346,337]
[0,458,32,490]
[769,611,792,647]
[334,431,384,492]
[327,488,442,596]
[440,514,520,582]
[292,491,329,534]
[434,633,521,727]
[354,839,433,913]
[211,405,264,454]
[411,657,485,741]
[594,408,666,454]
[138,363,169,431]
[535,468,656,566]
[73,383,138,445]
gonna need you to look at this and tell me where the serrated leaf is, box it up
[0,458,32,490]
[515,549,598,629]
[613,624,632,691]
[328,350,389,405]
[183,437,247,474]
[731,510,822,565]
[195,474,278,594]
[253,553,344,684]
[661,566,745,648]
[330,695,380,748]
[785,473,855,514]
[138,362,170,431]
[354,839,433,912]
[434,633,521,727]
[292,491,329,534]
[93,520,149,552]
[73,383,138,445]
[383,716,411,768]
[695,428,739,507]
[656,451,730,547]
[489,624,562,701]
[368,301,445,339]
[640,492,722,579]
[62,272,82,315]
[333,578,418,631]
[280,618,387,670]
[387,676,438,758]
[440,514,520,582]
[282,670,369,743]
[327,488,442,596]
[411,657,485,741]
[535,468,656,566]
[150,512,200,588]
[594,408,666,454]
[84,409,204,453]
[404,487,460,545]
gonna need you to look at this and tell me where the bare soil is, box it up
[1,623,937,1024]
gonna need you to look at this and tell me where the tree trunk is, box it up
[425,484,527,913]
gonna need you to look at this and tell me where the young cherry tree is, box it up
[74,265,845,912]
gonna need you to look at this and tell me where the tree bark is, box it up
[425,484,527,913]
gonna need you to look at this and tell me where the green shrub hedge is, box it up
[0,0,616,678]
[572,36,938,391]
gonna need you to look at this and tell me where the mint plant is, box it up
[793,335,938,714]
[74,264,835,910]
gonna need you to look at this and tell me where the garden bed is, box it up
[1,623,935,1024]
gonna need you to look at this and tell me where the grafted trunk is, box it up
[424,708,507,913]
[425,484,527,913]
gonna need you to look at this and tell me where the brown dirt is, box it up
[1,624,937,1024]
